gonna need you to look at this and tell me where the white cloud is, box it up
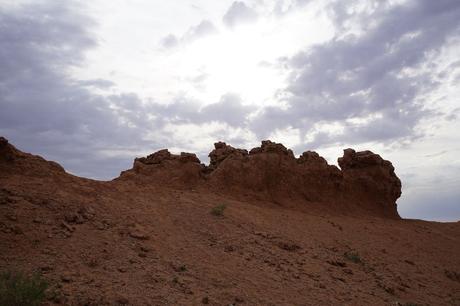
[223,1,258,28]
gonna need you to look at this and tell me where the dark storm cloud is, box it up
[223,1,258,28]
[0,2,162,179]
[252,0,460,147]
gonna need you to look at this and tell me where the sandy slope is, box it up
[0,137,459,305]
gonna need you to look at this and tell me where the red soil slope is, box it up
[0,137,459,305]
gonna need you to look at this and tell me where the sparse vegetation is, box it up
[344,251,362,264]
[178,265,187,272]
[210,204,226,216]
[0,270,49,306]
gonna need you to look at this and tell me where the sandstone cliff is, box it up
[119,140,401,218]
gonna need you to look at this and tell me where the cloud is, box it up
[160,20,217,49]
[149,93,254,128]
[184,20,217,41]
[0,2,161,179]
[399,191,460,222]
[0,2,243,179]
[223,1,258,28]
[424,150,447,158]
[160,34,179,49]
[398,164,460,221]
[2,0,460,189]
[161,0,259,49]
[200,93,256,126]
[76,79,115,89]
[251,0,460,148]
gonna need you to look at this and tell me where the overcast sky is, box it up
[1,0,459,221]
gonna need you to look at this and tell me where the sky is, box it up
[0,0,459,221]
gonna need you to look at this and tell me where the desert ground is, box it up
[1,137,459,305]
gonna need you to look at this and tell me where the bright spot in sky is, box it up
[75,1,334,106]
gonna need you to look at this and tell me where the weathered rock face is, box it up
[0,137,14,163]
[249,140,295,157]
[0,137,64,177]
[120,140,402,218]
[0,136,402,218]
[338,149,402,218]
[206,141,343,208]
[136,149,201,165]
[208,141,248,170]
[119,149,204,186]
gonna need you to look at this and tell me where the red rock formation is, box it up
[119,140,402,218]
[338,148,402,218]
[0,137,401,218]
[0,136,64,176]
[208,141,248,170]
[119,149,204,186]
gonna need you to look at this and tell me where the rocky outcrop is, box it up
[298,151,328,166]
[248,140,295,157]
[120,140,402,218]
[0,136,402,218]
[208,141,248,170]
[119,149,204,186]
[205,141,342,208]
[136,149,201,165]
[338,149,402,218]
[0,137,65,177]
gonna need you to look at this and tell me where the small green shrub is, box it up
[344,251,362,264]
[210,204,226,216]
[0,270,49,306]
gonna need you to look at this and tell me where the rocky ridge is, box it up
[1,136,401,218]
[119,140,401,218]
